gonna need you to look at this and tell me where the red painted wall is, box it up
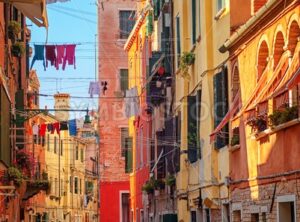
[100,181,130,222]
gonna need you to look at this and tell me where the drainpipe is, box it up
[219,0,281,53]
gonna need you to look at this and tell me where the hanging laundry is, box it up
[31,45,46,71]
[45,45,56,68]
[124,87,140,118]
[76,118,84,129]
[60,121,69,131]
[53,122,60,134]
[62,44,76,70]
[89,81,100,98]
[56,45,65,70]
[68,119,77,136]
[47,123,53,133]
[39,124,47,137]
[101,81,108,95]
[32,124,39,135]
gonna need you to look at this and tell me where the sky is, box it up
[29,0,98,119]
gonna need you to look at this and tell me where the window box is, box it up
[254,118,300,140]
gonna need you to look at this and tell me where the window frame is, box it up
[120,69,129,93]
[176,15,181,68]
[119,10,136,39]
[74,177,78,194]
[120,127,129,157]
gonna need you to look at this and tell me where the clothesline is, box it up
[31,119,81,138]
[31,44,77,71]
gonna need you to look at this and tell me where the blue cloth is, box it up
[31,45,46,71]
[68,119,77,136]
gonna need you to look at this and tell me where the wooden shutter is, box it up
[213,67,229,149]
[187,96,197,163]
[0,87,11,166]
[192,0,197,44]
[121,128,129,157]
[175,113,181,172]
[120,69,129,92]
[196,90,202,158]
[176,16,181,67]
[125,137,133,173]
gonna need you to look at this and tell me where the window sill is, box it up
[252,118,300,140]
[117,39,127,44]
[214,7,226,21]
[229,144,240,152]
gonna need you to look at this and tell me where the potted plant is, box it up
[248,117,267,133]
[165,175,176,187]
[15,150,34,176]
[179,52,195,79]
[142,181,154,194]
[154,179,165,190]
[11,42,25,57]
[1,167,23,187]
[269,106,298,127]
[230,134,240,146]
[27,179,51,194]
[8,21,21,41]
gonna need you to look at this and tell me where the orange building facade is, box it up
[220,0,300,221]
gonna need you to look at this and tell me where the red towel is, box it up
[62,44,76,70]
[39,123,47,137]
[53,122,60,134]
[45,45,56,68]
[56,45,65,70]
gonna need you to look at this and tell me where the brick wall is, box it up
[231,178,300,222]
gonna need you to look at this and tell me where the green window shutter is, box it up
[146,11,153,36]
[0,86,11,166]
[121,128,129,157]
[175,113,181,172]
[47,134,50,151]
[196,90,202,159]
[54,137,57,153]
[192,0,197,44]
[125,137,133,173]
[213,67,229,149]
[176,16,181,67]
[60,140,63,156]
[153,0,160,20]
[120,69,129,92]
[80,148,84,162]
[187,96,197,163]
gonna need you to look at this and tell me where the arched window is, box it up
[273,31,285,69]
[288,21,300,56]
[257,40,269,81]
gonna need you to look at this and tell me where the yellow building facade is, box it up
[173,0,230,220]
[124,2,148,221]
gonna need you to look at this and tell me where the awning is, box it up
[257,101,268,116]
[0,0,48,27]
[210,91,240,142]
[274,91,289,110]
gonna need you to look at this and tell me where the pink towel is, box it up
[62,44,76,70]
[45,45,56,68]
[56,45,65,70]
